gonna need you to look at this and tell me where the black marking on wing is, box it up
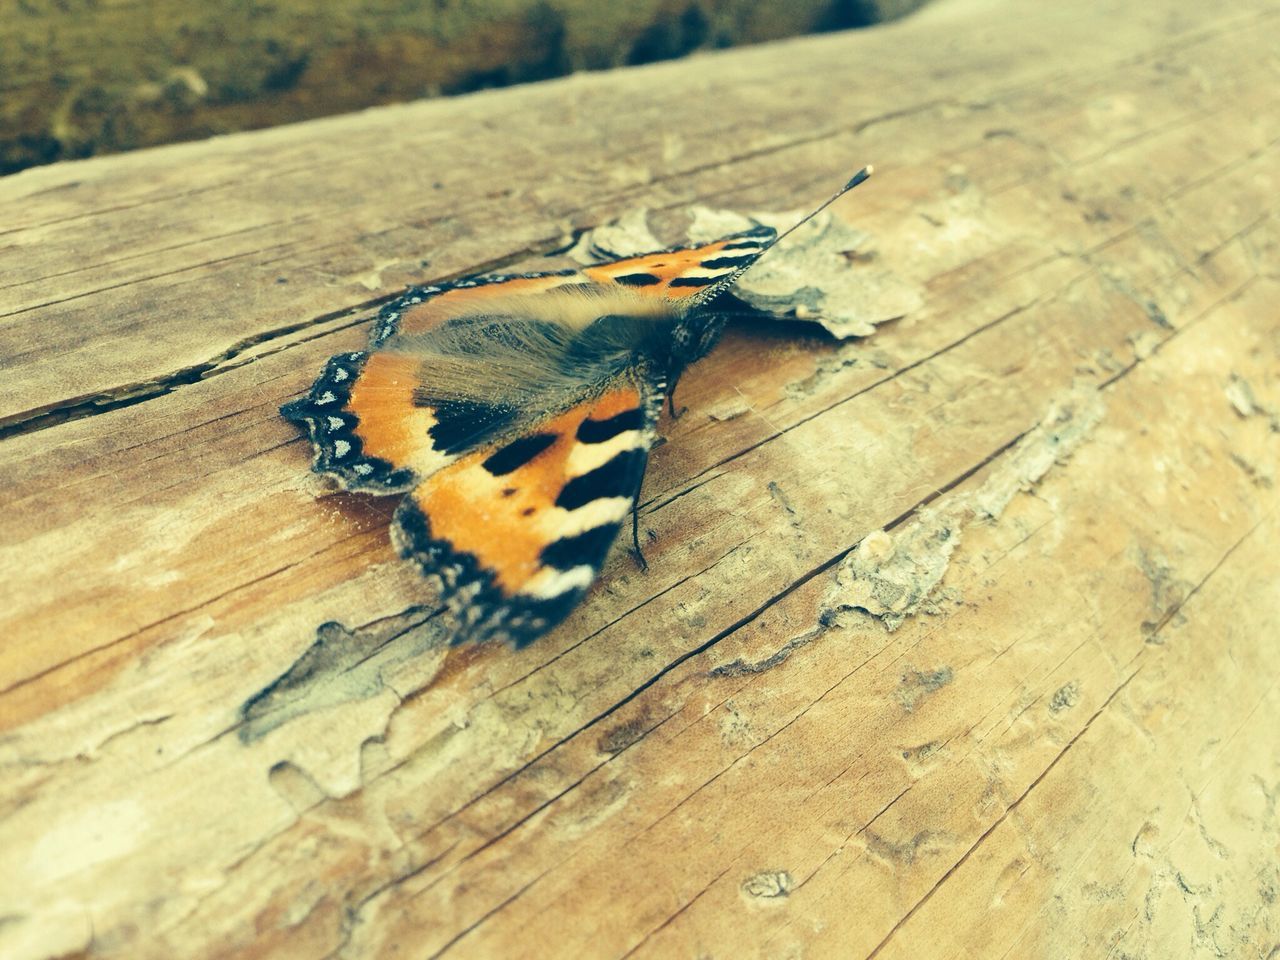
[613,273,662,287]
[425,397,520,455]
[680,225,780,309]
[390,372,663,648]
[555,449,647,510]
[576,408,645,443]
[540,524,621,570]
[699,254,758,269]
[482,433,558,476]
[394,498,581,648]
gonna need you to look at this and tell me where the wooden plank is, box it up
[2,0,1271,427]
[0,0,924,175]
[1,0,1277,957]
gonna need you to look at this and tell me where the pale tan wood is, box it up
[1,0,1278,958]
[0,0,924,174]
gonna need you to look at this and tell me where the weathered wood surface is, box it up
[1,0,1278,956]
[0,0,925,175]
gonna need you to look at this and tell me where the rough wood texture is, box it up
[0,0,923,174]
[2,0,1278,956]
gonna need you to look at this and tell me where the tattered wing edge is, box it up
[389,369,665,647]
[280,351,419,494]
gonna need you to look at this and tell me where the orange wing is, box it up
[582,226,776,299]
[372,271,585,343]
[281,350,427,493]
[283,223,776,494]
[367,224,777,345]
[393,374,661,646]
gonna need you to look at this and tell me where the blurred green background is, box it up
[1,0,924,175]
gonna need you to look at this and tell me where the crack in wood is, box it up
[0,531,371,703]
[0,129,895,439]
[707,624,825,678]
[619,865,734,958]
[8,56,1257,447]
[0,306,372,441]
[5,5,1278,952]
[860,512,1272,957]
[865,667,1142,958]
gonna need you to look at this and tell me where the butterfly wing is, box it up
[281,348,461,493]
[583,224,776,300]
[283,272,677,494]
[367,223,777,345]
[370,271,584,345]
[283,223,778,642]
[393,368,662,646]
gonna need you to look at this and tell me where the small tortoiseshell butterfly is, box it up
[283,168,872,647]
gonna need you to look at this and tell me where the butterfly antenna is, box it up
[766,166,873,253]
[690,166,873,307]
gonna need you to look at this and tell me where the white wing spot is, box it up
[520,565,596,599]
[566,430,643,477]
[333,440,352,458]
[552,497,631,538]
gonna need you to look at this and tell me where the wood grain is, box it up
[0,0,925,175]
[1,0,1278,957]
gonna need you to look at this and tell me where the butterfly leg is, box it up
[630,501,649,572]
[665,375,688,421]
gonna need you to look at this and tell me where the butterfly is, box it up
[282,168,873,647]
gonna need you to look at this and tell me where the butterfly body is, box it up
[284,170,871,647]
